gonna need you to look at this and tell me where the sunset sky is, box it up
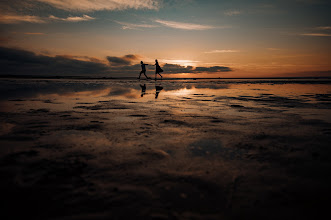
[0,0,330,78]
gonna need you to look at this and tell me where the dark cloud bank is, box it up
[0,46,232,77]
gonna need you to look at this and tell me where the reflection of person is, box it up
[154,59,163,80]
[155,83,163,99]
[140,84,146,97]
[138,61,150,79]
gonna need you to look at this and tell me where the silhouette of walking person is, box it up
[154,59,163,80]
[138,61,150,79]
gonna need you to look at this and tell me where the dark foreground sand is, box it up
[0,79,330,219]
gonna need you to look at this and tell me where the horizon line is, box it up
[0,75,330,80]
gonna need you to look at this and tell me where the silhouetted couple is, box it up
[138,59,163,80]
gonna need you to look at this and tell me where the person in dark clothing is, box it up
[138,61,150,79]
[154,59,163,80]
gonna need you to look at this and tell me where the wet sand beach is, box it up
[0,78,331,219]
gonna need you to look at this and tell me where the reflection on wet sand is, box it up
[155,81,163,99]
[140,84,146,97]
[139,82,163,99]
[0,79,331,219]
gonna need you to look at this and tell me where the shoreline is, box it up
[0,75,331,80]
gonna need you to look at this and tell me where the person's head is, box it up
[155,59,158,63]
[140,61,143,64]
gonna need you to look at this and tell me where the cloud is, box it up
[224,10,241,16]
[298,26,331,37]
[0,47,232,77]
[0,13,95,24]
[205,50,240,53]
[0,46,110,76]
[0,14,46,24]
[154,19,215,30]
[106,54,139,66]
[194,66,232,73]
[123,54,139,60]
[49,14,95,22]
[115,21,158,30]
[24,32,46,35]
[56,55,104,63]
[116,20,218,31]
[316,26,331,30]
[106,57,131,66]
[36,0,161,12]
[300,33,331,37]
[162,64,194,73]
[0,37,11,43]
[162,64,232,74]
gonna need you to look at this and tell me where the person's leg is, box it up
[143,71,148,79]
[138,71,143,79]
